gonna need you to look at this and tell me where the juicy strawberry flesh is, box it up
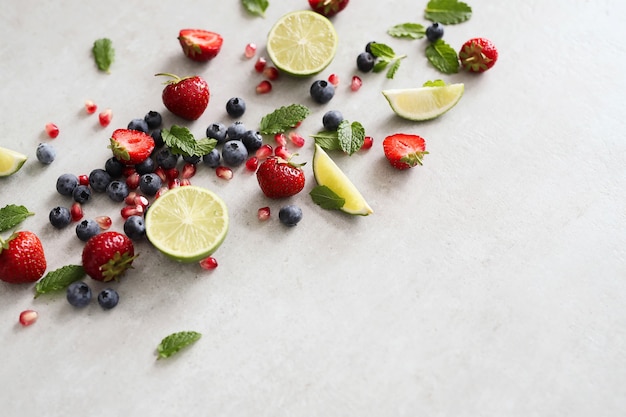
[81,231,136,282]
[383,134,428,170]
[178,29,223,62]
[110,129,155,165]
[0,231,47,284]
[459,38,498,73]
[256,157,305,199]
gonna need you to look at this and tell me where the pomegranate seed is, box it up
[122,166,136,177]
[126,172,140,190]
[255,144,273,160]
[256,80,272,94]
[19,310,38,327]
[257,206,271,221]
[328,73,340,86]
[70,202,83,222]
[216,166,233,180]
[78,174,89,186]
[263,66,279,80]
[124,191,137,205]
[254,57,267,73]
[45,123,59,139]
[181,163,196,179]
[165,167,180,181]
[98,108,113,127]
[154,166,167,182]
[292,121,302,129]
[180,178,192,186]
[274,145,291,159]
[245,157,259,172]
[95,216,112,230]
[351,76,363,92]
[361,136,374,150]
[288,131,305,147]
[244,42,257,58]
[121,205,144,220]
[134,194,150,208]
[168,178,181,189]
[274,133,287,146]
[85,100,98,114]
[155,187,169,199]
[199,256,218,270]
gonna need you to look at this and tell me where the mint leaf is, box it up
[242,0,268,17]
[162,126,215,157]
[423,79,447,87]
[373,60,390,73]
[387,23,426,39]
[424,0,472,25]
[311,131,342,151]
[194,138,218,156]
[370,43,396,60]
[369,43,406,79]
[0,204,34,232]
[157,331,202,359]
[34,265,85,298]
[92,38,115,73]
[259,104,310,135]
[310,186,345,211]
[426,39,459,74]
[387,59,402,79]
[337,121,365,155]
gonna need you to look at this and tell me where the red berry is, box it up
[257,206,271,221]
[351,76,363,91]
[178,29,223,62]
[0,231,47,284]
[328,73,340,86]
[45,123,59,139]
[256,80,272,94]
[85,100,97,114]
[459,37,498,73]
[274,145,291,160]
[109,129,156,165]
[82,231,136,282]
[263,66,279,80]
[255,144,273,160]
[245,156,259,172]
[256,156,306,199]
[244,42,257,58]
[382,133,429,170]
[181,163,196,179]
[78,174,89,186]
[157,73,210,121]
[199,256,218,270]
[70,202,84,222]
[288,131,305,148]
[216,166,233,180]
[309,0,350,17]
[95,216,112,230]
[19,310,38,326]
[361,136,374,150]
[99,108,113,127]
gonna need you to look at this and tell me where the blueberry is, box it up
[56,173,79,196]
[105,157,124,178]
[183,154,201,164]
[124,215,146,240]
[127,118,149,133]
[151,129,164,148]
[135,156,155,174]
[222,140,248,167]
[155,147,179,170]
[97,288,119,310]
[139,172,162,196]
[49,206,71,229]
[356,52,376,72]
[144,111,162,129]
[279,205,303,227]
[322,110,344,130]
[36,143,56,164]
[76,219,100,241]
[365,41,377,55]
[67,282,92,308]
[425,22,444,42]
[206,123,228,144]
[72,185,91,204]
[241,130,263,152]
[202,149,221,168]
[227,121,247,141]
[88,168,111,193]
[310,80,335,104]
[106,180,130,202]
[226,97,246,118]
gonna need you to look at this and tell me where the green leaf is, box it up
[387,59,402,79]
[387,23,426,39]
[0,204,34,232]
[337,121,365,156]
[259,104,310,135]
[162,126,214,157]
[369,43,396,60]
[424,0,472,25]
[242,0,268,17]
[34,265,85,298]
[92,38,115,73]
[310,185,345,210]
[372,60,390,73]
[311,131,342,151]
[426,39,459,74]
[423,79,447,87]
[157,331,202,359]
[194,138,218,156]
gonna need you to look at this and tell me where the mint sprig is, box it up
[242,0,268,17]
[34,265,85,298]
[259,104,310,135]
[426,40,459,74]
[0,204,34,233]
[370,43,407,79]
[424,0,472,25]
[423,79,447,87]
[387,23,426,39]
[311,120,365,156]
[157,331,202,359]
[162,126,216,157]
[310,186,345,211]
[92,38,115,73]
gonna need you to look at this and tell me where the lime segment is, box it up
[267,10,338,77]
[313,144,373,216]
[145,186,228,262]
[382,83,464,121]
[0,146,27,177]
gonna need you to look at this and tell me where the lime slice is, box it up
[313,144,373,216]
[382,83,464,121]
[145,186,228,262]
[0,146,27,177]
[267,10,338,77]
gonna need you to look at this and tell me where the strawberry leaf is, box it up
[0,204,34,232]
[424,0,472,25]
[241,0,269,17]
[34,265,85,298]
[92,38,115,73]
[157,331,202,359]
[310,185,345,211]
[259,104,310,135]
[387,23,426,39]
[426,39,459,74]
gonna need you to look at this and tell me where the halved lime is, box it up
[382,83,464,121]
[0,146,27,177]
[145,186,228,262]
[267,10,338,77]
[313,144,373,216]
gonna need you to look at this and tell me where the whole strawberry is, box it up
[156,73,209,121]
[82,231,137,282]
[109,129,155,165]
[459,37,498,73]
[256,156,306,199]
[0,231,46,284]
[382,134,429,170]
[178,29,223,62]
[309,0,350,17]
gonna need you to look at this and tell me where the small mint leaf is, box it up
[424,0,472,25]
[311,131,342,151]
[92,38,115,73]
[310,185,345,210]
[387,23,426,39]
[194,138,218,156]
[387,59,403,79]
[373,60,390,73]
[423,79,447,87]
[34,265,85,298]
[337,121,365,156]
[157,331,202,359]
[259,104,310,135]
[162,126,199,157]
[370,43,396,60]
[242,0,268,17]
[426,39,459,74]
[0,205,34,233]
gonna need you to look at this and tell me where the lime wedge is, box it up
[267,10,338,77]
[313,144,373,216]
[382,83,464,121]
[0,146,27,177]
[145,186,228,262]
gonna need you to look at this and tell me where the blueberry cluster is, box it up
[67,281,119,310]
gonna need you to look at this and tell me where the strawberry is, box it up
[459,37,498,73]
[156,73,209,121]
[256,156,306,199]
[178,29,223,62]
[109,129,155,165]
[308,0,350,17]
[82,231,137,282]
[0,231,46,284]
[382,134,429,170]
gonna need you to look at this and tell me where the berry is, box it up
[226,97,246,118]
[135,156,155,175]
[99,108,113,127]
[426,22,444,42]
[308,0,350,17]
[76,219,100,241]
[155,147,179,170]
[151,129,164,148]
[78,174,89,186]
[203,149,221,168]
[183,154,201,165]
[254,57,267,73]
[262,66,279,80]
[351,76,363,92]
[35,143,56,164]
[88,168,112,193]
[459,37,498,73]
[241,130,263,152]
[365,41,377,55]
[139,173,163,196]
[382,134,429,170]
[66,282,92,307]
[215,166,233,180]
[45,122,59,138]
[328,73,340,86]
[356,52,376,72]
[256,156,306,199]
[70,202,83,222]
[206,123,228,144]
[109,129,155,165]
[82,231,136,282]
[322,110,343,130]
[157,73,210,121]
[123,215,146,240]
[72,185,92,204]
[104,157,124,178]
[222,140,248,167]
[97,288,119,310]
[278,205,303,227]
[256,80,272,94]
[106,180,130,202]
[19,310,38,326]
[49,206,71,229]
[178,29,223,62]
[127,118,149,133]
[257,206,271,221]
[0,231,47,284]
[245,157,259,172]
[144,111,162,129]
[85,100,98,114]
[227,121,247,141]
[244,42,257,58]
[56,173,79,196]
[310,80,335,104]
[199,257,218,270]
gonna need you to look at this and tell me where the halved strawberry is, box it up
[309,0,350,17]
[178,29,223,62]
[459,37,498,73]
[109,129,155,165]
[382,134,429,170]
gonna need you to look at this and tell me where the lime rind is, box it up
[382,83,465,121]
[0,146,28,177]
